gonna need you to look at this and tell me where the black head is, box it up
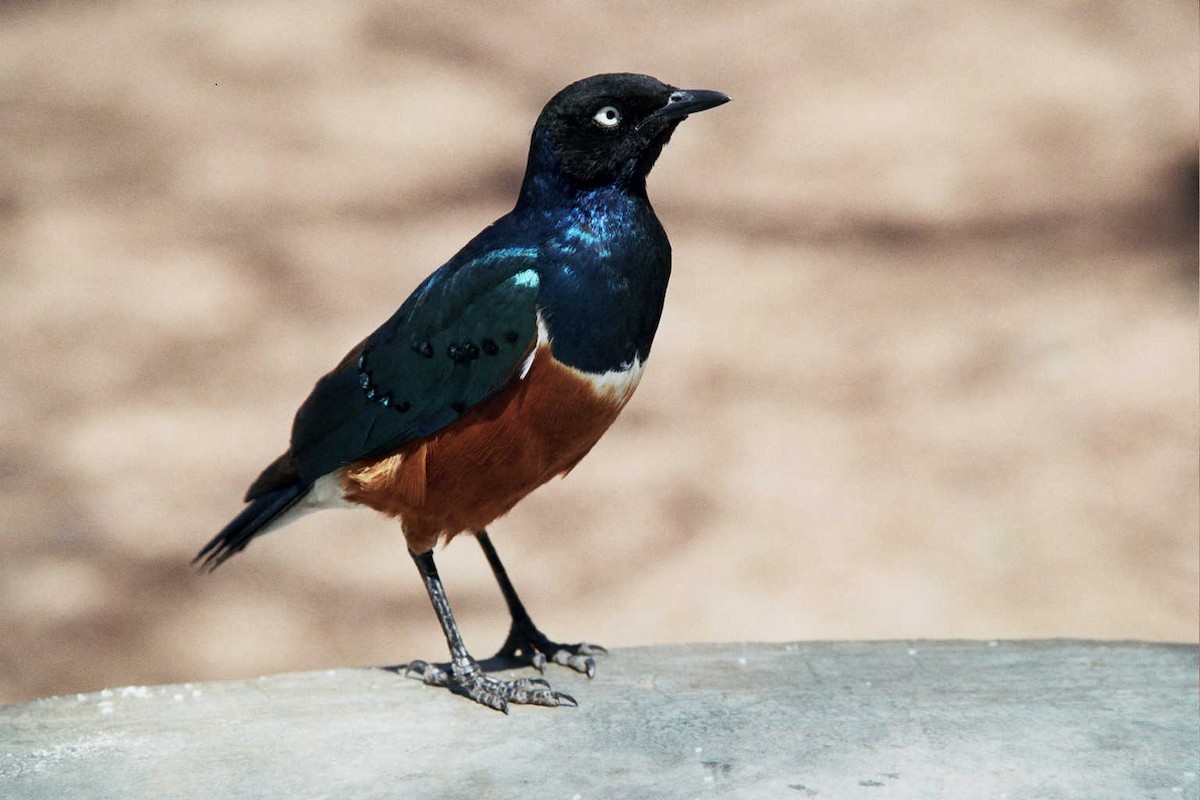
[523,73,730,194]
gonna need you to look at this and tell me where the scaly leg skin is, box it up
[477,530,608,678]
[404,548,576,713]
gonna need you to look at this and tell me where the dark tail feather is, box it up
[194,483,309,572]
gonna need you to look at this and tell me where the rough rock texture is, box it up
[2,641,1197,799]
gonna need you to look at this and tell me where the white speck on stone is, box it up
[99,689,113,698]
[907,648,918,656]
[572,794,582,800]
[694,747,703,754]
[703,775,714,784]
[865,681,873,688]
[119,686,153,699]
[737,657,747,666]
[988,640,999,648]
[1183,772,1196,780]
[173,693,183,701]
[1171,788,1182,794]
[191,690,203,699]
[76,694,86,702]
[98,701,114,715]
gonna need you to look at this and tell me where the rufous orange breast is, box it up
[340,342,643,553]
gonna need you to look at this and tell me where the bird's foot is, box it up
[494,616,607,679]
[402,657,576,713]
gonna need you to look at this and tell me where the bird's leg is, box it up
[402,548,576,713]
[476,530,607,678]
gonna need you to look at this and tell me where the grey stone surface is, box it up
[0,641,1196,800]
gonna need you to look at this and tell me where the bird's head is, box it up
[522,73,730,197]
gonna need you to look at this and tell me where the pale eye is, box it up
[593,106,621,128]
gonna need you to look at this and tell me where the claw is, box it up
[394,655,577,712]
[493,620,608,678]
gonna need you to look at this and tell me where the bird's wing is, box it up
[288,247,542,484]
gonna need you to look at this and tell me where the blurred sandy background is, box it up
[0,1,1196,704]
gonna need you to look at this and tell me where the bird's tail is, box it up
[194,483,309,572]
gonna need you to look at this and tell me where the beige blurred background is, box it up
[0,1,1196,704]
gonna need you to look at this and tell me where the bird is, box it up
[195,73,730,712]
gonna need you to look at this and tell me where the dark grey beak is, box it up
[648,88,731,124]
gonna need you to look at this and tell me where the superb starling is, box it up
[197,73,730,711]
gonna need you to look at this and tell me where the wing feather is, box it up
[288,249,542,483]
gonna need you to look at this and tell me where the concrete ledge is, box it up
[1,641,1196,799]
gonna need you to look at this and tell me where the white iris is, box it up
[593,106,621,128]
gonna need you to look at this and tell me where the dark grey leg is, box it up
[403,548,576,713]
[476,530,607,678]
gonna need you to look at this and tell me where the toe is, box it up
[486,674,578,708]
[550,649,597,678]
[403,660,450,687]
[475,689,510,714]
[518,686,576,707]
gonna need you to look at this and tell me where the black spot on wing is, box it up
[288,254,541,483]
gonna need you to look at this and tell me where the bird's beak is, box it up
[647,88,732,124]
